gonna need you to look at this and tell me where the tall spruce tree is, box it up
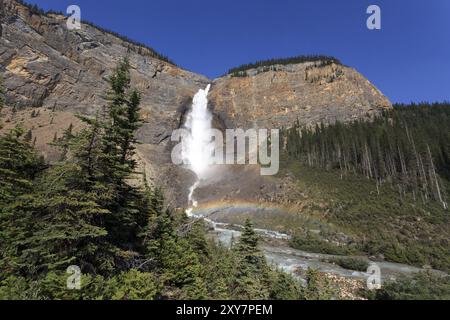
[142,189,207,299]
[0,127,44,278]
[235,219,266,272]
[97,58,148,246]
[232,219,270,299]
[1,118,116,277]
[101,57,142,184]
[0,127,42,206]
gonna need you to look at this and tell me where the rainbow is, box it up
[191,199,292,240]
[191,199,292,215]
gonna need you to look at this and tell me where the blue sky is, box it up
[25,0,450,103]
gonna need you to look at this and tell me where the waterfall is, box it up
[183,84,213,215]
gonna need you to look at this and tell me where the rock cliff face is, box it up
[0,0,392,207]
[210,62,391,130]
[0,0,208,146]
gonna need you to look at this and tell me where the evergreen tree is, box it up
[232,219,270,299]
[0,127,43,278]
[96,58,148,247]
[235,219,266,273]
[24,129,32,143]
[203,243,235,299]
[142,192,206,299]
[108,269,160,300]
[2,149,114,277]
[303,269,337,300]
[54,123,74,161]
[269,270,302,300]
[0,127,42,206]
[101,57,142,184]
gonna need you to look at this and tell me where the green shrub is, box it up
[289,232,355,256]
[302,269,338,300]
[327,257,369,272]
[108,270,161,300]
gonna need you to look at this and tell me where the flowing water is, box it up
[200,212,431,280]
[182,84,213,216]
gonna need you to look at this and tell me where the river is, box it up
[206,218,441,281]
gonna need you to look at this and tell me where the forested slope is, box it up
[282,104,450,272]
